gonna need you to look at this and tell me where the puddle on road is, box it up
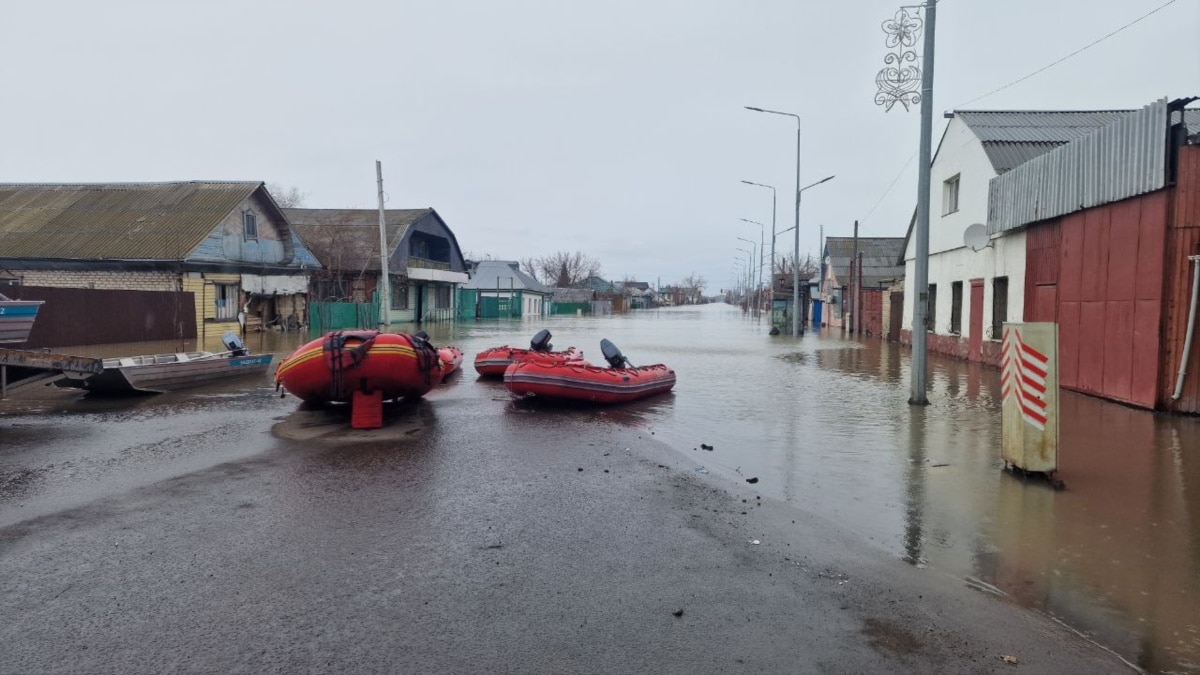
[272,402,431,444]
[3,307,1199,673]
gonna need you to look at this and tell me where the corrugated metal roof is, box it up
[462,260,551,293]
[957,110,1138,173]
[987,98,1173,234]
[286,208,429,272]
[825,237,906,288]
[0,181,259,260]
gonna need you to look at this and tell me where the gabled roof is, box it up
[462,260,551,293]
[286,208,430,272]
[622,281,650,291]
[955,110,1135,173]
[578,275,619,292]
[0,181,279,260]
[553,288,595,303]
[825,237,906,289]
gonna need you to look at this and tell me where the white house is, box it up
[901,110,1135,363]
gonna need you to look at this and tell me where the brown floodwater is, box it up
[3,302,1198,672]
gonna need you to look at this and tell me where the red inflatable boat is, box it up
[439,346,464,375]
[503,339,675,404]
[474,329,583,377]
[275,331,444,403]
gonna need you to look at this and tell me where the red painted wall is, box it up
[1024,190,1169,409]
[1161,145,1200,413]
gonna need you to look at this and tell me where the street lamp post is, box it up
[737,236,759,315]
[739,220,765,317]
[741,181,776,318]
[746,106,810,336]
[735,247,754,311]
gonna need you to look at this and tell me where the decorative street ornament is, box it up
[875,8,923,112]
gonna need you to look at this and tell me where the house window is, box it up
[243,211,258,240]
[950,281,963,334]
[214,283,239,320]
[992,277,1009,340]
[391,280,409,310]
[942,174,960,215]
[926,284,937,332]
[435,285,452,309]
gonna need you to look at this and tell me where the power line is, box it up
[956,0,1182,108]
[860,149,917,224]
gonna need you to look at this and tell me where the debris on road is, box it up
[672,608,684,617]
[749,540,761,545]
[746,477,759,484]
[1000,655,1019,665]
[700,443,713,450]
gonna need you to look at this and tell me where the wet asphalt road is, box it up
[1,375,1129,674]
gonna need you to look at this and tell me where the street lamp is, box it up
[741,181,776,316]
[746,106,836,336]
[739,221,765,317]
[735,246,754,310]
[745,106,803,335]
[736,237,758,314]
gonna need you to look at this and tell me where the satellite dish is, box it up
[964,223,991,252]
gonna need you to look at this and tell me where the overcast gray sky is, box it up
[2,0,1196,291]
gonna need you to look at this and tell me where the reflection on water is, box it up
[12,306,1200,672]
[426,304,1198,674]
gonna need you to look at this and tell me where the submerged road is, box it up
[0,307,1149,673]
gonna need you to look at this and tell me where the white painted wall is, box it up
[902,116,1027,344]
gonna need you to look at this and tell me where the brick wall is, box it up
[17,269,178,292]
[900,329,1002,367]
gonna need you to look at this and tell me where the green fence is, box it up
[310,299,379,333]
[550,302,590,315]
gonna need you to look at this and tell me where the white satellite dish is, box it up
[963,223,991,252]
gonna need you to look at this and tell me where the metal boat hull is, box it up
[75,353,273,395]
[0,299,43,344]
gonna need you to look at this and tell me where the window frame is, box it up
[243,210,258,240]
[992,276,1009,341]
[214,283,239,321]
[942,174,960,215]
[927,283,937,333]
[950,281,963,335]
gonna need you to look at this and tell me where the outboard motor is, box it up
[530,329,553,353]
[410,331,433,349]
[600,338,630,369]
[222,331,250,357]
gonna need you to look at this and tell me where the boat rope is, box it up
[323,330,379,399]
[407,332,440,385]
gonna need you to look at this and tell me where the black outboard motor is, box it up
[600,338,631,369]
[530,329,553,353]
[414,330,430,342]
[222,331,250,357]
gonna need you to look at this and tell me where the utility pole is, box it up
[851,219,859,334]
[910,0,936,405]
[874,1,936,404]
[376,160,391,329]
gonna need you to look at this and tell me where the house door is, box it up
[414,285,424,323]
[888,292,904,342]
[968,279,984,361]
[1032,284,1058,323]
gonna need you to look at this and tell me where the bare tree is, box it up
[268,183,308,208]
[519,257,541,282]
[536,251,602,288]
[681,273,707,304]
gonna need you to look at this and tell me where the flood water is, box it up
[4,302,1199,673]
